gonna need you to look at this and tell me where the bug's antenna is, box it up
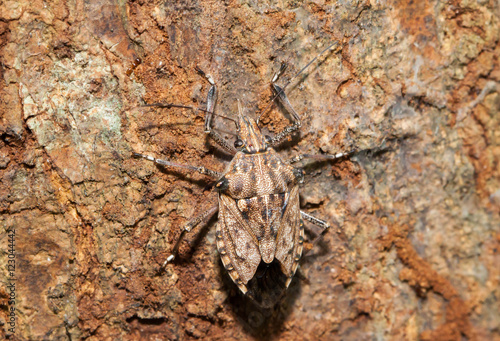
[257,42,339,124]
[237,99,244,117]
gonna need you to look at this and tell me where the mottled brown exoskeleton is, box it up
[134,45,346,306]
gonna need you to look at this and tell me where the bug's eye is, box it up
[265,135,272,144]
[234,139,244,148]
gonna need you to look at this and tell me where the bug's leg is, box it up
[267,62,302,147]
[287,151,352,165]
[165,204,219,265]
[196,67,237,154]
[301,211,330,231]
[133,152,222,179]
[300,210,337,254]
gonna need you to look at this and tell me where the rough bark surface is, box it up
[0,0,499,340]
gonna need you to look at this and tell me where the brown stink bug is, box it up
[134,44,346,307]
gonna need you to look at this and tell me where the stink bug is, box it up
[134,44,347,307]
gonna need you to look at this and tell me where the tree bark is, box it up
[0,0,499,340]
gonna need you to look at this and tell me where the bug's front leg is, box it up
[196,67,237,155]
[267,62,303,147]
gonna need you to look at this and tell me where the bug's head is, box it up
[235,101,267,153]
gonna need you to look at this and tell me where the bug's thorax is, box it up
[217,148,298,200]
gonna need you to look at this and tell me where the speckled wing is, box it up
[216,193,261,294]
[275,185,303,286]
[236,193,286,264]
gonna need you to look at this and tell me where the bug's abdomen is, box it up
[237,193,286,263]
[217,186,303,294]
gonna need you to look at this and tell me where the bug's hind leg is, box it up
[196,67,237,154]
[301,211,330,232]
[164,204,219,265]
[300,211,336,254]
